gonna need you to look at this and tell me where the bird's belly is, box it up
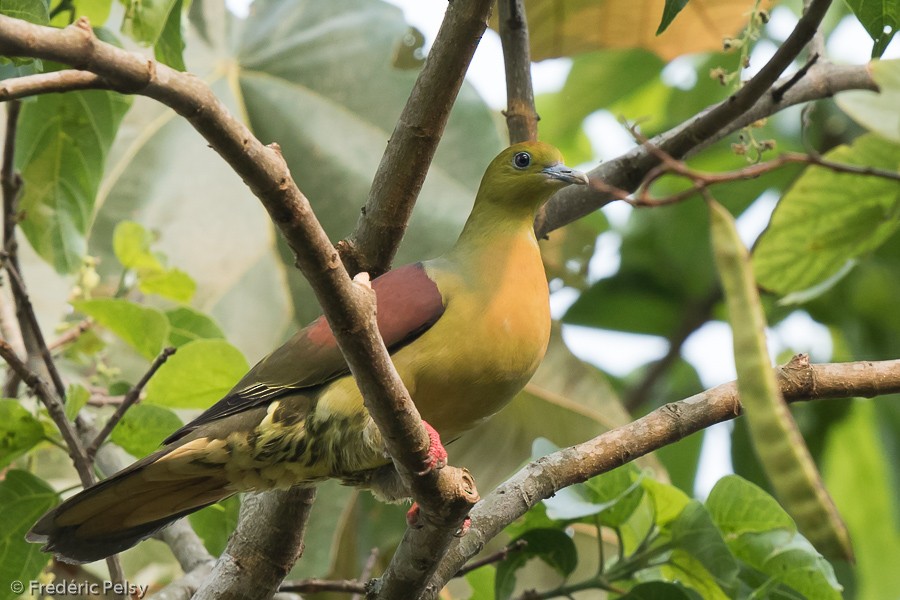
[394,280,551,441]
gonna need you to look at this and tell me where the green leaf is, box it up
[663,549,731,600]
[837,59,900,143]
[642,477,691,528]
[711,198,852,561]
[113,220,163,270]
[0,0,49,24]
[495,529,578,599]
[823,400,900,598]
[122,0,180,45]
[843,0,899,57]
[139,267,196,302]
[144,338,247,408]
[165,306,225,347]
[49,0,113,27]
[113,220,196,301]
[188,495,240,556]
[154,0,186,70]
[0,400,44,469]
[109,403,183,457]
[583,465,645,527]
[0,471,58,597]
[564,278,683,336]
[656,0,689,34]
[72,298,169,360]
[65,383,90,421]
[15,89,131,273]
[465,564,497,600]
[707,475,796,536]
[753,134,900,299]
[670,501,740,589]
[735,529,842,600]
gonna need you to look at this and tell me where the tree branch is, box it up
[536,0,866,237]
[338,0,495,277]
[425,355,900,595]
[0,15,476,596]
[192,488,317,600]
[498,0,538,144]
[0,69,105,100]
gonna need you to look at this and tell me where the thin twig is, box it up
[280,579,368,595]
[0,69,105,101]
[1,258,67,398]
[48,318,93,351]
[455,538,528,577]
[630,151,900,207]
[0,340,95,485]
[772,53,820,102]
[87,346,176,457]
[351,548,380,600]
[499,0,538,144]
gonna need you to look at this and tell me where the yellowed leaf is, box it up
[493,0,775,61]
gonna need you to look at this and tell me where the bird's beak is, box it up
[542,163,589,185]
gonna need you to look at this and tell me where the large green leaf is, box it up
[144,338,247,408]
[0,471,58,600]
[110,402,183,457]
[16,89,131,273]
[843,0,899,56]
[0,0,48,25]
[753,133,900,299]
[72,298,169,360]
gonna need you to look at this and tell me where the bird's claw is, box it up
[454,517,471,537]
[415,420,447,476]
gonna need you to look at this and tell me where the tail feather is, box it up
[27,441,233,564]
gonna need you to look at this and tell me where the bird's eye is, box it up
[513,152,531,169]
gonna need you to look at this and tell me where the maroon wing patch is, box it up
[163,263,445,442]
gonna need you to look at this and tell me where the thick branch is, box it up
[425,355,900,595]
[339,0,495,276]
[192,488,317,600]
[498,0,538,144]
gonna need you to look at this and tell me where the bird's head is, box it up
[476,141,589,213]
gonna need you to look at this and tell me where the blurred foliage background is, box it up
[0,0,899,598]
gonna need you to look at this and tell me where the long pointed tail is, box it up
[27,438,233,564]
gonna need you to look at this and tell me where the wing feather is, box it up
[164,263,445,443]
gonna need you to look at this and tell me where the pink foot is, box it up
[455,517,472,537]
[406,502,423,528]
[416,420,447,475]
